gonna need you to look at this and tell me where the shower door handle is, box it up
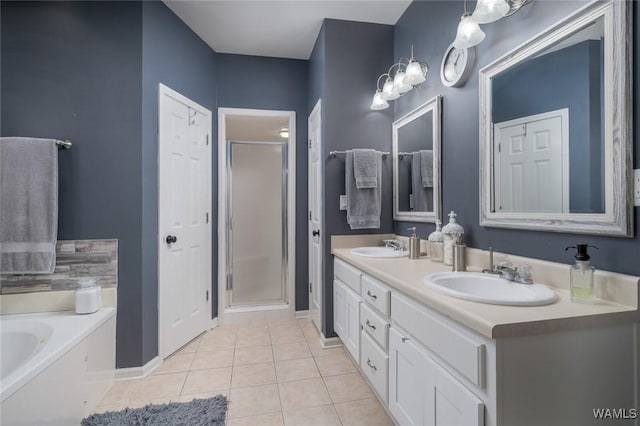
[312,230,320,237]
[165,235,177,244]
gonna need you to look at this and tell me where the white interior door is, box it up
[158,84,211,358]
[308,100,323,331]
[495,109,569,213]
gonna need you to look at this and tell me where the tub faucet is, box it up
[382,239,402,251]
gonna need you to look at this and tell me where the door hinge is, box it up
[309,282,312,293]
[206,134,209,146]
[206,212,209,224]
[309,210,312,220]
[308,139,311,149]
[498,143,501,153]
[206,290,209,301]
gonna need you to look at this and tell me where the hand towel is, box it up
[352,149,378,189]
[412,151,432,212]
[1,137,58,274]
[346,150,381,229]
[420,150,434,188]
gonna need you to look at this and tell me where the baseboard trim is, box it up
[114,356,162,381]
[209,317,219,329]
[295,310,309,319]
[320,333,343,349]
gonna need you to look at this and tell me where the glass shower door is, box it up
[227,141,288,307]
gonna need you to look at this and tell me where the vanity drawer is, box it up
[334,258,362,293]
[360,302,389,350]
[361,275,390,316]
[391,292,485,388]
[360,331,389,403]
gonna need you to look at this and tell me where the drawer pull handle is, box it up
[366,290,377,300]
[401,336,410,343]
[366,358,377,371]
[365,320,376,331]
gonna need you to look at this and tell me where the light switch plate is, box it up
[340,195,347,210]
[635,169,640,206]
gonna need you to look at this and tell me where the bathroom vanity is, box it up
[332,248,639,426]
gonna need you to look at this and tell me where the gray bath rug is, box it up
[81,395,227,426]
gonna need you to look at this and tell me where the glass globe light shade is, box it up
[370,90,389,110]
[393,69,412,94]
[404,60,427,86]
[381,78,400,101]
[472,0,509,24]
[452,15,486,49]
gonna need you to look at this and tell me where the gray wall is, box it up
[216,53,309,311]
[393,1,640,276]
[141,1,218,365]
[0,1,144,368]
[308,19,395,337]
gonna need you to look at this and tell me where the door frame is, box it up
[308,99,323,331]
[157,83,212,359]
[217,107,296,322]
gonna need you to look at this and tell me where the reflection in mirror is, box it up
[393,96,441,223]
[491,18,604,214]
[479,0,632,236]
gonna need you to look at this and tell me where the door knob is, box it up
[166,235,177,244]
[312,230,320,237]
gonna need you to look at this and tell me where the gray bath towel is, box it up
[352,149,378,189]
[1,137,58,274]
[420,150,433,188]
[412,152,432,212]
[346,150,382,229]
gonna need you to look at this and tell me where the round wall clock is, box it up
[440,44,476,88]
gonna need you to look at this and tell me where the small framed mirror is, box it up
[479,0,632,236]
[393,95,442,223]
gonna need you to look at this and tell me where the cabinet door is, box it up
[344,288,361,360]
[334,280,346,339]
[424,355,484,426]
[389,328,425,426]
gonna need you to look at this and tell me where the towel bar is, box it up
[55,140,72,149]
[329,150,389,159]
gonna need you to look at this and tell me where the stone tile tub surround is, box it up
[331,235,640,338]
[0,239,117,294]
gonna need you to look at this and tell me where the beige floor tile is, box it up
[236,333,271,348]
[153,352,194,375]
[226,412,284,426]
[283,404,342,426]
[199,332,236,351]
[98,380,137,405]
[278,378,332,411]
[227,384,281,419]
[310,346,346,359]
[182,367,232,395]
[273,342,312,361]
[335,397,394,426]
[270,327,305,345]
[232,362,277,388]
[178,389,229,402]
[130,372,187,400]
[234,345,273,365]
[314,352,357,376]
[176,337,201,354]
[191,348,234,370]
[324,373,374,403]
[125,395,180,409]
[275,358,320,383]
[91,404,122,414]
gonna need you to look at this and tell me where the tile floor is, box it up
[93,319,394,425]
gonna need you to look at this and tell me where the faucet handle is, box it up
[516,264,532,280]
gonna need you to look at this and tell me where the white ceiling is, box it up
[163,0,412,60]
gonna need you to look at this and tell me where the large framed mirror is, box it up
[479,0,632,236]
[393,95,442,223]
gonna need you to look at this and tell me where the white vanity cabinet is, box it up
[333,259,363,361]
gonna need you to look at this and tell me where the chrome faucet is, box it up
[382,239,402,251]
[482,247,533,284]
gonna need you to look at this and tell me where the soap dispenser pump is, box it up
[408,227,420,259]
[442,211,464,266]
[565,244,598,304]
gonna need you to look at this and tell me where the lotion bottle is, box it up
[428,220,444,262]
[442,211,464,266]
[565,244,598,304]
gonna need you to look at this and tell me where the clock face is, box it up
[440,44,475,88]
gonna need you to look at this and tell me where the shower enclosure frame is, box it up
[217,108,296,323]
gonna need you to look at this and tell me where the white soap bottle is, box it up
[428,220,444,262]
[75,278,102,314]
[442,211,464,266]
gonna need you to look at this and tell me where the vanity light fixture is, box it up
[452,0,533,49]
[370,46,428,111]
[279,128,289,138]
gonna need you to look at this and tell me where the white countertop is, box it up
[332,248,640,339]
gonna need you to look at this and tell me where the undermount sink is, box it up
[424,272,557,306]
[350,246,409,258]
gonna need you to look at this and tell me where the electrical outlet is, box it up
[340,195,347,210]
[635,169,640,207]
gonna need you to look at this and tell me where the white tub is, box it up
[0,308,116,425]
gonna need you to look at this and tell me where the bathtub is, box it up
[0,308,116,425]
